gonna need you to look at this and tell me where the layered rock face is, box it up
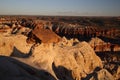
[49,22,118,41]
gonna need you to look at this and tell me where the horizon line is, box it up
[0,14,120,17]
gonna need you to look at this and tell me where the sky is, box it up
[0,0,120,16]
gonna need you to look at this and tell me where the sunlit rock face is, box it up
[0,31,104,80]
[30,41,103,80]
[89,37,120,52]
[0,34,32,56]
[2,31,118,80]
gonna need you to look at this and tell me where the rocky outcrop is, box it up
[11,25,30,35]
[0,34,32,56]
[30,41,103,80]
[88,69,114,80]
[1,27,119,80]
[98,52,120,80]
[89,37,120,52]
[51,23,118,40]
[0,25,12,35]
[89,37,110,51]
[26,23,61,44]
[1,33,117,80]
[1,16,120,80]
[96,69,114,80]
[0,23,31,36]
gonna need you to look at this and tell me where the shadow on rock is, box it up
[0,56,56,80]
[10,45,34,58]
[82,67,101,80]
[52,62,74,80]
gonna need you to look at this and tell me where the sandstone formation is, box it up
[16,18,120,42]
[0,32,105,80]
[0,16,120,80]
[26,23,61,44]
[1,32,120,80]
[88,69,114,80]
[0,34,32,56]
[89,37,120,52]
[51,23,118,41]
[98,52,120,80]
[28,41,103,80]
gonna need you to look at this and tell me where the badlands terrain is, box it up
[0,16,120,80]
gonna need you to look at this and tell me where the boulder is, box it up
[26,23,61,44]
